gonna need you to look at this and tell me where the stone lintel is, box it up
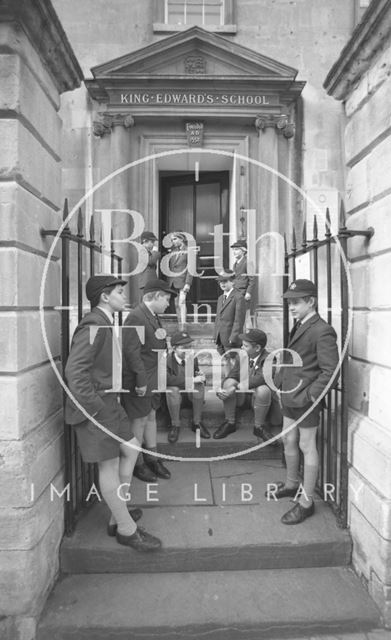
[324,0,391,100]
[0,0,83,94]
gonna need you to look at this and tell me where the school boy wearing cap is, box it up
[268,279,339,525]
[214,270,246,355]
[215,328,281,440]
[166,232,193,328]
[165,331,209,443]
[122,278,175,483]
[231,239,255,302]
[138,231,161,296]
[64,275,161,551]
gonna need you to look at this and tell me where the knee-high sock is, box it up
[253,387,272,428]
[300,464,319,506]
[191,383,205,424]
[283,438,300,488]
[166,387,181,426]
[132,418,147,468]
[144,410,157,448]
[99,461,136,536]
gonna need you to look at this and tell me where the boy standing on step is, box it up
[122,278,175,483]
[64,275,161,551]
[214,270,246,355]
[267,279,339,525]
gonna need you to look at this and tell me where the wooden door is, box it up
[160,171,229,312]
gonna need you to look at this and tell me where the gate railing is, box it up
[42,199,123,535]
[283,202,373,528]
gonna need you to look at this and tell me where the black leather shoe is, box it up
[168,426,180,443]
[107,507,143,537]
[116,526,162,551]
[253,426,278,446]
[213,422,236,439]
[264,481,299,499]
[192,422,211,439]
[133,463,157,483]
[145,459,171,480]
[281,501,315,525]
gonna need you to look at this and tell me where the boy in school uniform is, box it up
[165,331,209,443]
[231,239,255,303]
[138,230,161,297]
[267,279,339,525]
[122,278,175,483]
[214,270,246,355]
[215,328,281,440]
[64,275,161,551]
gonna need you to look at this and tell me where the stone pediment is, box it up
[90,27,297,80]
[86,26,305,113]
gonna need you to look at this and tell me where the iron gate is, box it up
[42,199,123,535]
[283,203,373,528]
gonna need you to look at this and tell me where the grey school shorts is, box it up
[73,395,133,462]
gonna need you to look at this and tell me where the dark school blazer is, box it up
[227,348,276,388]
[166,248,193,290]
[64,307,118,425]
[166,353,201,389]
[122,302,167,396]
[138,249,161,290]
[214,289,246,349]
[233,255,256,298]
[278,313,339,408]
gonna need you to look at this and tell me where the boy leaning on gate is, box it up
[64,275,161,551]
[266,279,339,525]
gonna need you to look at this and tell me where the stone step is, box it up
[60,460,351,575]
[36,567,381,640]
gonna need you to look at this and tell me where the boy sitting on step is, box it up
[215,328,281,440]
[166,331,209,443]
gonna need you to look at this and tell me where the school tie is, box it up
[181,359,185,367]
[249,359,255,369]
[290,320,301,339]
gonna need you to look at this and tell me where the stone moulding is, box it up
[0,0,83,93]
[324,0,391,100]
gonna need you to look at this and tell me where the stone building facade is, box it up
[325,0,391,625]
[0,1,82,638]
[1,0,391,636]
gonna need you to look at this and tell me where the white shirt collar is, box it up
[223,288,233,299]
[300,311,316,324]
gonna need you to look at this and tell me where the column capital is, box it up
[92,112,135,137]
[254,114,295,139]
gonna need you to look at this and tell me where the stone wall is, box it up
[0,1,82,638]
[325,0,391,626]
[52,0,356,233]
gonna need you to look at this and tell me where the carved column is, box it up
[253,115,294,350]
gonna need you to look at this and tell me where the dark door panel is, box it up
[160,171,229,312]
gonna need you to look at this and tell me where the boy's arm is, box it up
[148,250,160,267]
[64,321,106,417]
[308,326,339,401]
[246,260,256,297]
[122,316,148,388]
[229,295,246,343]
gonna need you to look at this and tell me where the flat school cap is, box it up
[239,328,267,347]
[282,279,317,298]
[86,275,127,302]
[141,231,158,242]
[230,239,247,250]
[143,278,178,295]
[217,269,235,281]
[170,331,193,346]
